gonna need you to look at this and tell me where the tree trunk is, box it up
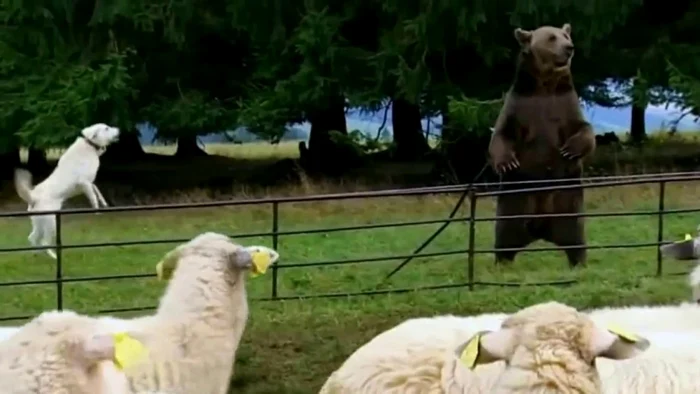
[175,135,207,157]
[0,148,20,181]
[630,103,647,143]
[27,148,49,174]
[432,109,492,183]
[391,98,430,160]
[301,94,353,173]
[101,131,145,162]
[307,95,348,153]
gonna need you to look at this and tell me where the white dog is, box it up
[14,123,120,259]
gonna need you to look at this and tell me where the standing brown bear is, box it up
[488,23,596,267]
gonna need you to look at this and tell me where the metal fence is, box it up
[1,171,700,322]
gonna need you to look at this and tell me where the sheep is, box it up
[659,226,700,302]
[0,309,129,394]
[0,315,151,349]
[318,228,700,393]
[1,232,279,394]
[0,308,239,394]
[452,302,700,393]
[319,313,507,393]
[103,232,278,392]
[587,302,700,332]
[318,305,700,393]
[104,232,277,392]
[319,272,700,391]
[321,302,650,394]
[457,301,651,393]
[0,327,18,341]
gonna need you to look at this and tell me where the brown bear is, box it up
[488,23,596,267]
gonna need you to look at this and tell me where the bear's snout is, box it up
[563,43,575,58]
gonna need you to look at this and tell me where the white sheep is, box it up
[659,226,700,303]
[318,313,507,393]
[0,309,129,394]
[449,301,653,393]
[101,232,278,393]
[318,227,700,393]
[321,302,651,393]
[587,302,700,332]
[318,302,700,393]
[0,232,279,394]
[452,302,700,393]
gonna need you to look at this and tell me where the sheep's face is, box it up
[155,232,279,281]
[455,302,650,389]
[0,312,130,394]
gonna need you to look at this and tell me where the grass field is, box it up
[26,141,304,162]
[0,178,700,392]
[26,128,700,163]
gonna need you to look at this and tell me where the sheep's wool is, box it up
[0,311,127,394]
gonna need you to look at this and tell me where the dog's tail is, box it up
[14,168,34,204]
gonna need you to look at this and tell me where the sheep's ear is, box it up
[78,334,116,366]
[155,248,181,280]
[456,329,513,369]
[514,28,532,47]
[590,324,650,360]
[83,332,151,371]
[233,246,280,277]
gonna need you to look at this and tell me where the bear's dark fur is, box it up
[488,23,596,267]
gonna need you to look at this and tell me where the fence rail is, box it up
[1,171,699,322]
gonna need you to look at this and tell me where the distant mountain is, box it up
[137,103,700,146]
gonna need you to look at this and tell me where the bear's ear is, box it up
[562,23,572,35]
[514,28,532,46]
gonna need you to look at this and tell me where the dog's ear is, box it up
[81,125,98,141]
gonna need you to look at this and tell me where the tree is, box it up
[232,3,376,172]
[0,1,142,176]
[591,0,699,142]
[132,2,252,158]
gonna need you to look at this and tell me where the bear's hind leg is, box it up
[494,217,536,265]
[547,216,586,268]
[493,193,537,265]
[545,188,587,268]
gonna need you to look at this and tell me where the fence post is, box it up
[467,189,477,291]
[271,201,279,299]
[656,181,666,277]
[55,212,63,310]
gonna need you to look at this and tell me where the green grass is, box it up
[0,181,700,392]
[26,128,700,162]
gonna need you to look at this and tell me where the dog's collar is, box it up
[80,136,105,151]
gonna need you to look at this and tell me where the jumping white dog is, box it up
[14,123,120,259]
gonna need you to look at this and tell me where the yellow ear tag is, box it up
[155,261,175,281]
[250,252,272,278]
[675,234,693,243]
[607,324,640,343]
[155,261,165,280]
[113,332,148,370]
[459,333,481,369]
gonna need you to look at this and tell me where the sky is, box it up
[137,101,700,144]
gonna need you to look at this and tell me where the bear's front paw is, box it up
[493,154,520,175]
[559,144,582,160]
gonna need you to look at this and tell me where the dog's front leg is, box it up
[79,181,101,211]
[92,184,109,207]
